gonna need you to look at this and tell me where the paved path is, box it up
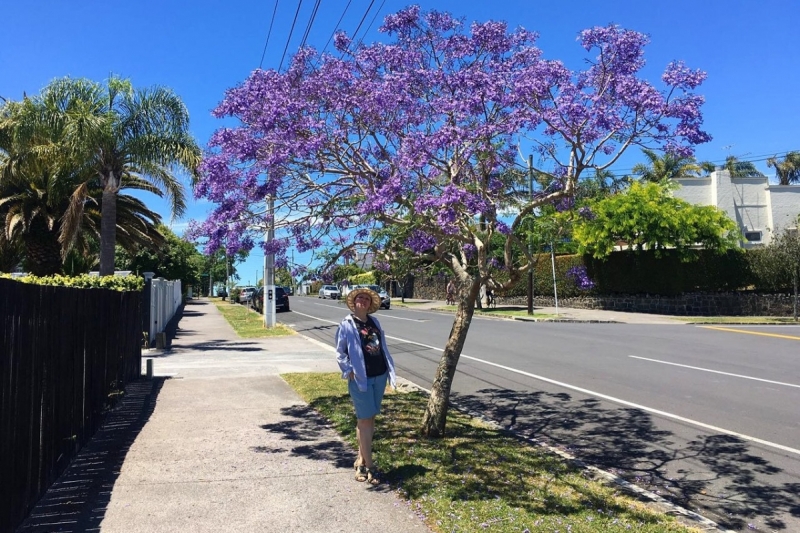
[16,299,430,533]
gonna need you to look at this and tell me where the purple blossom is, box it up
[555,196,575,212]
[495,221,511,235]
[405,230,437,254]
[566,266,595,290]
[190,6,710,293]
[462,243,476,259]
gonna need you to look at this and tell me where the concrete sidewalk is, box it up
[396,298,684,324]
[16,299,431,533]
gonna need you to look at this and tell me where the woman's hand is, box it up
[348,371,355,380]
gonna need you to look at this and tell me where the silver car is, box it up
[238,286,256,304]
[318,285,340,299]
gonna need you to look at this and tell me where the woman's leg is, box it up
[356,416,376,467]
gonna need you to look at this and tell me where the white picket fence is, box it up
[147,277,182,346]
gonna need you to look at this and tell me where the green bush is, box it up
[349,271,377,285]
[0,273,144,291]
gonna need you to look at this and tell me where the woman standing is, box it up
[335,287,396,484]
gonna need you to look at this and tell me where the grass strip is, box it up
[210,297,294,338]
[282,372,702,533]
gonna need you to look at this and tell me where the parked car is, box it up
[318,284,341,299]
[238,286,256,304]
[352,284,391,309]
[252,286,290,313]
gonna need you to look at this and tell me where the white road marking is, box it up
[629,356,800,389]
[297,304,426,321]
[290,311,800,457]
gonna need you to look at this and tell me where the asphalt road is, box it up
[282,296,800,532]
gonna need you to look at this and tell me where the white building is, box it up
[673,170,800,247]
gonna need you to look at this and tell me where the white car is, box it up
[318,285,341,299]
[238,286,256,304]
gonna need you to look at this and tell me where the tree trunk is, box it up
[23,220,63,276]
[420,282,479,438]
[99,186,118,276]
[794,270,798,322]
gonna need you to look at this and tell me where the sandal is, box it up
[365,467,381,485]
[354,465,369,482]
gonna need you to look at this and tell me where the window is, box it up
[744,231,762,242]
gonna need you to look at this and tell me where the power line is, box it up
[354,0,386,47]
[348,0,376,51]
[279,0,304,72]
[259,0,280,69]
[321,0,353,56]
[299,0,322,50]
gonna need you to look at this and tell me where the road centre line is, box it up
[629,356,800,389]
[699,325,800,340]
[290,311,800,457]
[300,307,426,322]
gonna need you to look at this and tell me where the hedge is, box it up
[0,273,144,292]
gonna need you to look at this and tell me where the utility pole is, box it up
[527,154,535,315]
[264,193,276,328]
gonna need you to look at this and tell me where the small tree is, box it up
[751,224,800,320]
[573,182,740,258]
[193,8,712,437]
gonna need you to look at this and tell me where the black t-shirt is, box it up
[353,315,388,377]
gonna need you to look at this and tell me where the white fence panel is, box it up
[148,278,182,345]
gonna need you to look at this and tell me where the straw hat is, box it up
[346,288,381,314]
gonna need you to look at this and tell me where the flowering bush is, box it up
[566,265,596,291]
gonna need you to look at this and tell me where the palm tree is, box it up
[632,148,703,183]
[0,97,75,274]
[36,77,201,275]
[767,152,800,185]
[1,95,168,275]
[723,155,765,178]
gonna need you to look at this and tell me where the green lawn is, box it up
[210,297,294,337]
[282,372,704,533]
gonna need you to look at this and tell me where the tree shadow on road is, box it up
[450,387,800,531]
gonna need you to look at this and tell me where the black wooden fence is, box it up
[0,278,142,533]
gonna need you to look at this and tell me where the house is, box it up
[673,170,800,247]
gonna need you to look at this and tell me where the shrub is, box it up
[0,273,144,291]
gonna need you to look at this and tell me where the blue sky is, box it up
[3,0,800,285]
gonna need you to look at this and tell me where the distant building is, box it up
[353,251,374,270]
[673,170,800,247]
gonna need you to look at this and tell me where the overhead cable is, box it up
[259,0,280,69]
[279,0,304,72]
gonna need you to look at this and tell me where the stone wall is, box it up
[409,275,796,316]
[502,293,796,316]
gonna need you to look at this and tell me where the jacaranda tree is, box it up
[192,7,711,437]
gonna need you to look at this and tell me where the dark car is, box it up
[252,286,290,313]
